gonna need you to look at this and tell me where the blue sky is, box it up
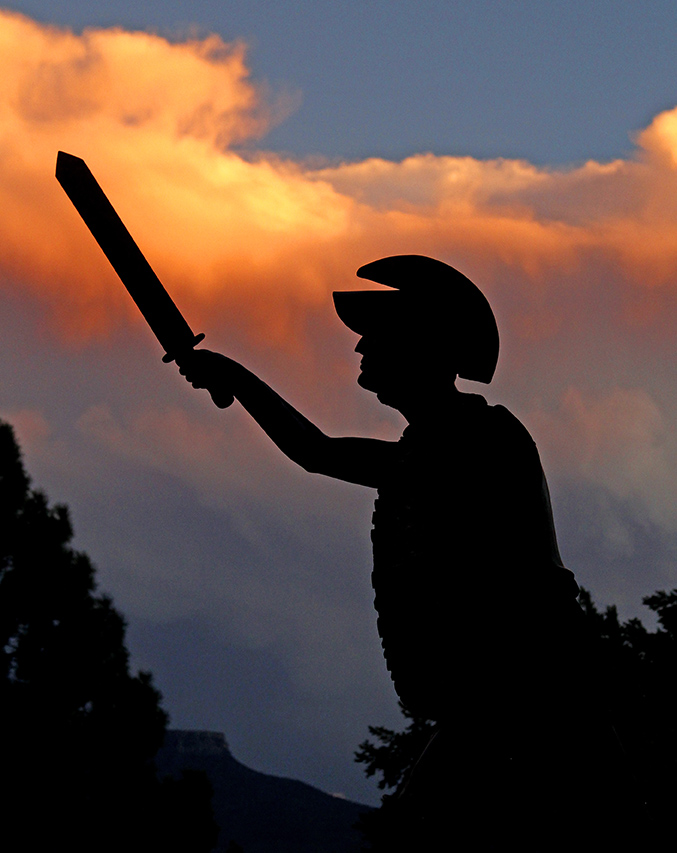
[14,0,677,163]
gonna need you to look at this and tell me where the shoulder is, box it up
[489,403,536,444]
[455,395,534,441]
[462,399,542,474]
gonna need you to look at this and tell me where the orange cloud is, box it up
[3,8,677,366]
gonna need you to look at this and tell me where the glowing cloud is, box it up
[5,13,677,451]
[0,10,345,343]
[3,8,677,359]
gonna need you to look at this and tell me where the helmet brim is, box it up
[332,290,405,335]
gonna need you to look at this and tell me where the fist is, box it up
[176,349,236,408]
[176,348,220,388]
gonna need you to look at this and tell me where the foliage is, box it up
[0,420,217,852]
[357,586,677,846]
[354,702,436,792]
[577,586,677,829]
[354,704,436,850]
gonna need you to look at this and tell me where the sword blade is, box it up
[55,151,202,362]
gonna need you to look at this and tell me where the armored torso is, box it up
[370,393,578,721]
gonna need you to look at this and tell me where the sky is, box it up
[4,1,677,805]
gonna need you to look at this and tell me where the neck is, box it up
[384,379,461,424]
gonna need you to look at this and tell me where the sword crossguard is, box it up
[161,333,206,364]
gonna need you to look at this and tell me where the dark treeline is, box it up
[0,420,217,852]
[578,586,677,834]
[356,587,677,849]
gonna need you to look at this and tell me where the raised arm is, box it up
[176,349,397,488]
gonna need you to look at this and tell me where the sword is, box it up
[55,151,232,408]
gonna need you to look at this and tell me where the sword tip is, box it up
[56,151,87,181]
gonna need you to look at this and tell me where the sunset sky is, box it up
[4,1,677,805]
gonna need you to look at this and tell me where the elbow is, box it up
[295,449,322,474]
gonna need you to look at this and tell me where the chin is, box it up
[375,391,401,411]
[357,372,376,391]
[358,370,405,411]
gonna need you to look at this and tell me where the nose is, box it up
[355,337,366,354]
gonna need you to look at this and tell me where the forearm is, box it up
[237,375,397,484]
[178,349,395,485]
[229,363,330,471]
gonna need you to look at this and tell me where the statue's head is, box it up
[333,255,499,409]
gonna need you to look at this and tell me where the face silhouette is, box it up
[355,329,420,409]
[355,322,453,416]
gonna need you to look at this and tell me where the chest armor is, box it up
[369,399,576,721]
[370,425,458,720]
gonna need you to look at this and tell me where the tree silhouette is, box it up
[578,586,677,840]
[0,420,217,852]
[357,586,677,848]
[354,704,436,850]
[355,702,436,794]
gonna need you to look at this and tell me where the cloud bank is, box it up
[5,6,677,599]
[3,8,677,354]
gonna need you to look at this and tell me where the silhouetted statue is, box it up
[177,255,651,850]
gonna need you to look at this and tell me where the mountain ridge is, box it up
[156,729,371,852]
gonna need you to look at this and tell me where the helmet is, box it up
[333,255,499,383]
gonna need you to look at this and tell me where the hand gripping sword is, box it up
[55,151,233,408]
